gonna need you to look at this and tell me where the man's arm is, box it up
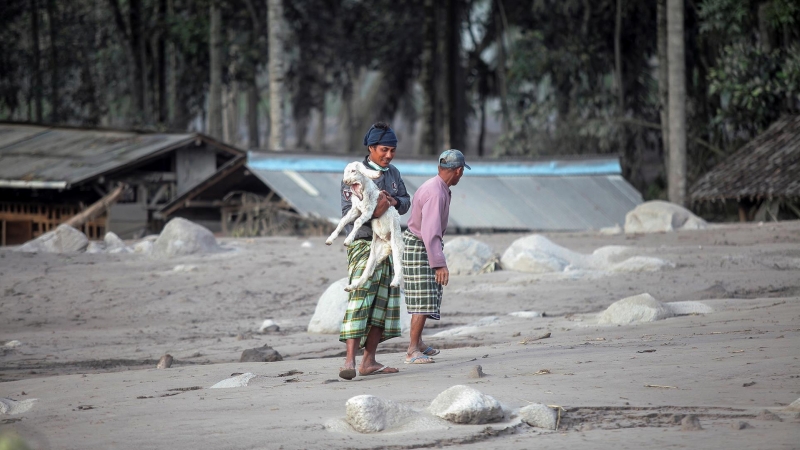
[393,175,411,215]
[419,193,447,270]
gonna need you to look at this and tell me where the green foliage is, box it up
[708,41,800,141]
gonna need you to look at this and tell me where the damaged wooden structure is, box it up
[690,115,800,221]
[0,123,244,245]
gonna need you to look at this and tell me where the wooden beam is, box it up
[64,183,128,229]
[148,184,170,207]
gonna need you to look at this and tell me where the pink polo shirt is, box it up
[407,175,451,269]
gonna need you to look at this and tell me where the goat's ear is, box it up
[357,163,383,180]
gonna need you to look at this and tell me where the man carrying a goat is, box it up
[337,122,410,379]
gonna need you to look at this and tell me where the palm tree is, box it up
[667,0,686,205]
[267,0,286,150]
[208,1,223,140]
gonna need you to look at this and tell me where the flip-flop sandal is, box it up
[422,346,440,356]
[358,365,397,376]
[404,355,435,364]
[339,367,357,380]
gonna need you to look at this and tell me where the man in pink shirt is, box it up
[402,149,470,364]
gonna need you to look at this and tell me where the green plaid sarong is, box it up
[339,239,401,347]
[402,230,442,320]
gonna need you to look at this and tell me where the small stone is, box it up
[210,373,256,389]
[345,395,417,433]
[156,354,173,369]
[3,340,21,349]
[519,403,557,429]
[786,397,800,412]
[467,365,485,379]
[670,414,684,424]
[240,345,282,362]
[680,415,703,431]
[756,409,782,422]
[173,265,198,272]
[731,421,751,430]
[258,319,280,333]
[429,385,504,424]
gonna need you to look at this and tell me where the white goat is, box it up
[326,161,404,292]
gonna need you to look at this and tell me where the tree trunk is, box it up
[208,1,223,139]
[30,0,43,123]
[167,0,178,127]
[419,0,438,155]
[478,96,486,157]
[224,81,239,145]
[314,88,326,151]
[614,0,624,113]
[657,0,669,173]
[267,0,286,150]
[446,0,465,151]
[667,0,686,206]
[495,0,510,134]
[129,0,149,124]
[156,0,167,124]
[46,0,58,123]
[247,76,259,148]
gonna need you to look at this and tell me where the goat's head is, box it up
[342,161,382,201]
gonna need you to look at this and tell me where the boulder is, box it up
[428,385,504,424]
[258,319,280,333]
[598,293,674,325]
[156,354,173,369]
[599,224,623,235]
[467,365,485,379]
[210,373,257,389]
[624,201,707,234]
[239,345,282,362]
[152,218,220,258]
[756,409,782,421]
[345,395,417,433]
[501,235,583,273]
[787,398,800,412]
[307,278,410,334]
[444,237,499,275]
[519,403,557,429]
[508,311,542,319]
[17,224,89,253]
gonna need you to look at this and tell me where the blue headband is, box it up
[363,125,398,147]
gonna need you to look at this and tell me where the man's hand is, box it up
[434,267,449,286]
[372,191,396,218]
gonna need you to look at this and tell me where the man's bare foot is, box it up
[358,363,399,376]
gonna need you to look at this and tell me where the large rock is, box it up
[307,278,410,334]
[428,385,505,424]
[598,293,674,325]
[152,218,220,258]
[17,224,88,253]
[444,237,499,275]
[501,235,582,273]
[624,201,707,234]
[345,395,417,433]
[103,232,126,250]
[501,235,674,275]
[519,403,557,429]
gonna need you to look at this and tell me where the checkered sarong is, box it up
[339,239,401,347]
[402,230,442,320]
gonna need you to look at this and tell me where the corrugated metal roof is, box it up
[247,152,642,231]
[0,124,242,188]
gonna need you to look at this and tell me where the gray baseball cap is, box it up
[439,149,471,170]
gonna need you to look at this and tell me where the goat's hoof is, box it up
[390,281,401,288]
[325,239,333,246]
[343,240,353,247]
[343,285,356,292]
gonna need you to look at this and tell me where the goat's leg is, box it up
[326,208,361,245]
[388,224,405,287]
[345,239,384,292]
[342,207,374,246]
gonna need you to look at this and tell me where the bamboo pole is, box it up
[64,183,128,229]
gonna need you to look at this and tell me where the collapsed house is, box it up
[0,123,243,245]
